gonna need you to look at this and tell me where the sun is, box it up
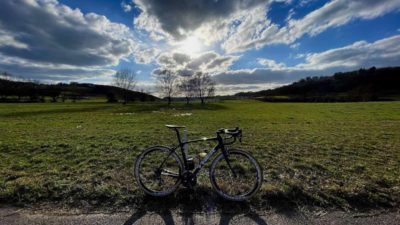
[177,36,203,56]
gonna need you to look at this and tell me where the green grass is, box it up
[0,100,399,209]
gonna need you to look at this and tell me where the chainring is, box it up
[181,171,197,188]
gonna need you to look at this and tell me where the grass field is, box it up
[0,100,399,210]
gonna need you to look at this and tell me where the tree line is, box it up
[236,67,400,102]
[155,69,215,105]
[0,71,156,103]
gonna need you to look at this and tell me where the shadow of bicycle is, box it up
[122,209,270,225]
[121,188,305,224]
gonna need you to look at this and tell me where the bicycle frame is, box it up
[162,128,231,176]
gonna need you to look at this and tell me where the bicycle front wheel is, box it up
[134,146,183,197]
[210,149,262,201]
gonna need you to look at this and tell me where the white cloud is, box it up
[221,6,281,53]
[121,1,132,12]
[154,51,239,76]
[288,0,400,39]
[222,0,400,53]
[298,35,400,70]
[133,48,161,64]
[299,0,316,7]
[0,31,29,49]
[257,58,286,69]
[215,83,285,95]
[290,42,300,49]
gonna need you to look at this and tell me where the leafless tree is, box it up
[178,77,196,104]
[207,82,215,100]
[193,72,215,104]
[113,69,137,104]
[155,69,177,105]
[0,71,11,80]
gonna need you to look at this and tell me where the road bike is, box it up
[134,125,263,201]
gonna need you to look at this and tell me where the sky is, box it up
[0,0,399,95]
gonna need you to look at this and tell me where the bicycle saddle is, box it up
[165,124,186,129]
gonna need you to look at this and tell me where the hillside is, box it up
[0,78,158,103]
[236,67,400,102]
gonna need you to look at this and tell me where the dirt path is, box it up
[1,207,399,225]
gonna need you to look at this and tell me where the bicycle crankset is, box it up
[181,171,197,188]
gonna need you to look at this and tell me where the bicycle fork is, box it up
[219,140,238,178]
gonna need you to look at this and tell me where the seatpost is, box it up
[183,128,188,156]
[174,128,183,146]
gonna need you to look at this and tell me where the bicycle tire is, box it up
[210,149,263,201]
[134,146,183,196]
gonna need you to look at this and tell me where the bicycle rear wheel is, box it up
[134,146,183,196]
[210,149,262,201]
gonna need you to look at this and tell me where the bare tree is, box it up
[113,69,137,104]
[207,81,216,100]
[155,69,177,105]
[193,72,215,104]
[178,77,196,104]
[0,71,11,80]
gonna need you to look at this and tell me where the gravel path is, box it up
[1,207,399,225]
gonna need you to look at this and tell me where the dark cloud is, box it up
[186,52,218,70]
[134,0,269,39]
[172,53,191,65]
[0,58,113,81]
[207,56,237,70]
[0,0,137,80]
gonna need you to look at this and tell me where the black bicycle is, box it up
[134,125,262,201]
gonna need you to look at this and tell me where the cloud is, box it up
[215,83,284,95]
[222,0,400,53]
[287,0,400,38]
[0,53,115,82]
[213,34,400,93]
[290,42,300,49]
[133,0,400,55]
[133,48,160,64]
[187,52,218,70]
[121,1,132,12]
[133,0,270,41]
[155,51,239,76]
[214,68,316,85]
[298,35,400,70]
[0,0,139,80]
[221,6,281,53]
[257,58,286,69]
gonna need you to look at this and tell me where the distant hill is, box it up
[235,67,400,102]
[0,78,158,103]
